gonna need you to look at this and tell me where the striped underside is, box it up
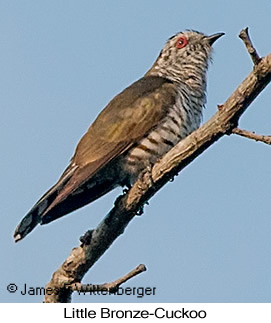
[124,87,203,184]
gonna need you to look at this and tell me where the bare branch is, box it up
[232,128,271,145]
[44,32,271,303]
[70,264,146,293]
[239,27,261,65]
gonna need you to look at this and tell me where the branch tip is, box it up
[232,128,271,145]
[70,263,147,293]
[239,28,261,65]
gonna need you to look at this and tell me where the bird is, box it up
[14,30,224,242]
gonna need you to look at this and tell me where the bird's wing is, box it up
[14,76,177,241]
[43,76,177,215]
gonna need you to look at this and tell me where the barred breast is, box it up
[123,87,203,184]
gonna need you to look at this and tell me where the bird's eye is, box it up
[176,36,188,49]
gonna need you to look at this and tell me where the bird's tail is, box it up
[14,199,50,242]
[13,165,76,242]
[14,211,40,243]
[14,181,65,242]
[14,165,118,242]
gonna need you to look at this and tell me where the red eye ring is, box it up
[176,36,188,49]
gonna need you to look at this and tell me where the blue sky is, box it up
[1,0,271,303]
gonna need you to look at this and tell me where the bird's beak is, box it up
[206,32,225,45]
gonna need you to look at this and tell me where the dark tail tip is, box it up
[13,211,41,243]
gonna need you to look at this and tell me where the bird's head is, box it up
[146,30,224,85]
